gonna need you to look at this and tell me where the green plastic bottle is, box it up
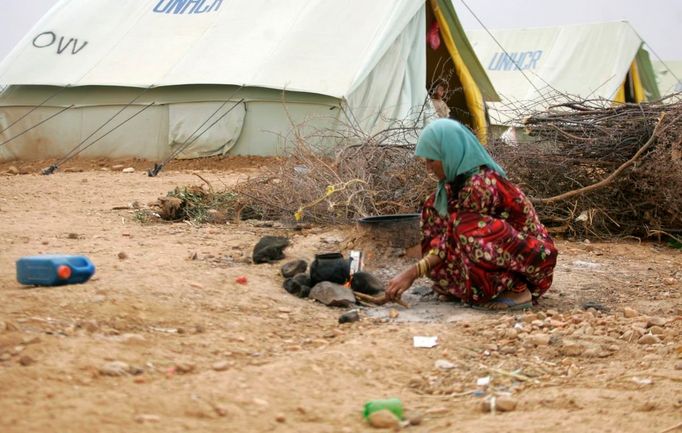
[363,398,404,419]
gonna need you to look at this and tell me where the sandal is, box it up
[472,296,532,312]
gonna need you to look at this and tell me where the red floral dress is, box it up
[421,167,557,304]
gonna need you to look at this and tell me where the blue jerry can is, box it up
[16,255,96,286]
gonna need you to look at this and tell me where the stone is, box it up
[623,307,638,318]
[649,326,665,335]
[112,164,125,170]
[481,396,517,412]
[548,320,566,328]
[7,166,19,175]
[646,317,667,328]
[522,313,538,323]
[281,260,308,278]
[536,311,548,320]
[252,236,290,264]
[134,414,160,424]
[583,345,603,358]
[500,346,517,355]
[275,413,286,423]
[99,361,131,376]
[367,409,400,429]
[408,413,423,426]
[175,362,196,374]
[529,333,551,346]
[674,362,682,370]
[118,251,128,260]
[559,340,584,356]
[18,355,35,366]
[309,282,356,307]
[338,310,360,324]
[253,398,269,407]
[122,167,135,173]
[350,271,384,295]
[495,396,518,412]
[206,209,228,224]
[212,361,230,372]
[435,359,456,370]
[638,334,660,345]
[283,273,312,298]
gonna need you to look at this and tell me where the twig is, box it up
[658,422,682,433]
[192,172,214,193]
[482,365,537,383]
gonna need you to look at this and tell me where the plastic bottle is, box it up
[16,255,96,286]
[363,398,404,420]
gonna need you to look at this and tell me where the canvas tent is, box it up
[466,21,660,127]
[0,0,497,162]
[653,61,682,96]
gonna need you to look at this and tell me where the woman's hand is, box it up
[386,265,418,301]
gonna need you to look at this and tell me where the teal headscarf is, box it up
[416,119,507,217]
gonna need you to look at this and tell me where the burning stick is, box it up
[354,291,409,308]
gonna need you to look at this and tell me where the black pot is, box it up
[309,253,351,286]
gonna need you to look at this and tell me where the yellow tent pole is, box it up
[613,82,626,104]
[629,61,646,103]
[429,0,488,143]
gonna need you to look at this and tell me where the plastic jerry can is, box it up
[16,255,96,286]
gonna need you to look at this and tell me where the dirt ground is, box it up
[1,159,681,433]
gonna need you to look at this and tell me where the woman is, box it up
[386,119,557,310]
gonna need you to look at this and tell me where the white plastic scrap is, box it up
[413,336,438,348]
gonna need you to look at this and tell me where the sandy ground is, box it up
[1,159,681,433]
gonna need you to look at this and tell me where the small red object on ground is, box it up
[235,275,248,285]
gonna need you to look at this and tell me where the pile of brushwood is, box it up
[231,118,435,224]
[489,96,682,240]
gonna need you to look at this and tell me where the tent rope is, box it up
[148,98,245,177]
[0,105,75,149]
[0,85,72,135]
[42,102,157,175]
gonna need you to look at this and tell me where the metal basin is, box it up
[357,213,421,248]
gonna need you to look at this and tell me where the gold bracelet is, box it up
[415,257,431,278]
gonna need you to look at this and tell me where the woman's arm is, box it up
[386,253,442,301]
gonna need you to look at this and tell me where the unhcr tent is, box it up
[0,0,497,162]
[466,21,660,127]
[653,61,682,96]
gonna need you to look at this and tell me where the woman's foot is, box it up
[477,289,532,311]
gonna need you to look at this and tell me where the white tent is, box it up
[653,61,682,96]
[0,0,497,162]
[466,21,660,126]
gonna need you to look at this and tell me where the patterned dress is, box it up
[421,167,557,304]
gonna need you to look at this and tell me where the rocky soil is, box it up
[0,158,680,433]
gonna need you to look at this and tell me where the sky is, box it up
[0,0,680,62]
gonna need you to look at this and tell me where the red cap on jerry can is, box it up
[57,265,72,280]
